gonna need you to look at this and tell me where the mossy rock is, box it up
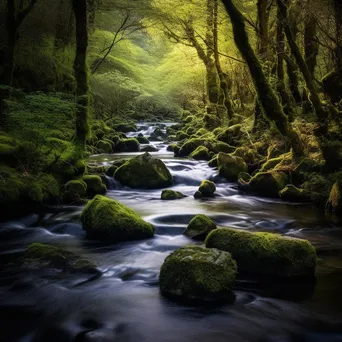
[97,140,113,153]
[184,214,217,240]
[217,152,248,181]
[112,123,137,133]
[87,165,107,176]
[82,175,107,196]
[179,139,213,157]
[137,136,150,144]
[198,180,216,196]
[62,179,87,204]
[116,138,140,152]
[167,144,178,152]
[23,243,99,274]
[208,155,218,168]
[211,142,235,154]
[232,147,260,165]
[176,131,189,141]
[189,146,213,161]
[161,190,186,200]
[205,228,316,278]
[81,195,155,241]
[159,245,237,302]
[215,124,245,146]
[279,185,313,203]
[326,181,342,215]
[105,159,127,177]
[204,114,221,130]
[26,174,60,203]
[141,145,159,152]
[248,171,290,198]
[186,126,197,136]
[114,152,173,189]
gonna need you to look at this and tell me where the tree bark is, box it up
[221,0,303,156]
[73,0,90,146]
[213,0,234,119]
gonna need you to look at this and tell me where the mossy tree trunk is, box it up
[253,0,272,131]
[276,4,293,120]
[302,13,319,107]
[285,55,302,103]
[221,0,304,156]
[73,0,90,147]
[213,0,234,120]
[277,0,327,128]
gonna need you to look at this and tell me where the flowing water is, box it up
[1,123,342,342]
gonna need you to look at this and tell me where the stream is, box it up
[1,122,342,342]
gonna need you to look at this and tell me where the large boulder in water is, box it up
[23,243,99,275]
[114,152,173,189]
[81,195,155,241]
[161,189,186,200]
[184,214,217,240]
[205,228,316,278]
[159,245,237,302]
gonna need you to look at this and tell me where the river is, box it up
[0,122,342,342]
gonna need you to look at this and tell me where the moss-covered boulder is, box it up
[215,124,245,146]
[179,138,211,157]
[96,140,113,153]
[112,123,137,133]
[248,171,290,198]
[62,179,87,203]
[82,175,107,196]
[211,142,235,154]
[327,181,342,215]
[205,228,316,278]
[23,243,99,274]
[137,136,150,144]
[198,180,216,196]
[81,195,155,241]
[167,143,178,152]
[116,138,140,152]
[175,131,189,141]
[141,145,159,152]
[161,190,186,200]
[114,152,173,189]
[159,245,237,302]
[217,152,248,181]
[189,146,213,161]
[279,185,312,203]
[184,214,217,240]
[105,159,127,177]
[208,155,218,168]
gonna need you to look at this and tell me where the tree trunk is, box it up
[221,0,303,156]
[88,0,96,31]
[285,56,302,103]
[73,0,90,146]
[303,13,319,107]
[0,0,16,86]
[213,0,234,119]
[276,4,293,120]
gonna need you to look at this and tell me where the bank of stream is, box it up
[0,123,342,342]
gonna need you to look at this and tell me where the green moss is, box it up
[96,140,113,153]
[82,175,107,196]
[23,243,98,273]
[184,214,217,240]
[261,156,285,172]
[249,171,290,198]
[279,185,313,203]
[176,131,189,141]
[27,173,60,202]
[195,128,208,137]
[105,159,127,177]
[159,245,237,302]
[205,228,316,278]
[161,190,186,200]
[186,127,197,136]
[137,136,150,144]
[116,138,140,152]
[80,195,155,241]
[327,181,342,215]
[62,179,87,203]
[114,152,173,189]
[211,142,235,154]
[167,144,178,152]
[189,146,213,161]
[215,124,245,146]
[232,147,260,165]
[179,139,214,157]
[204,114,221,130]
[112,123,137,133]
[208,155,218,168]
[217,152,248,181]
[198,180,216,196]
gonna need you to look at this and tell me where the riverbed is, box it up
[0,123,342,342]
